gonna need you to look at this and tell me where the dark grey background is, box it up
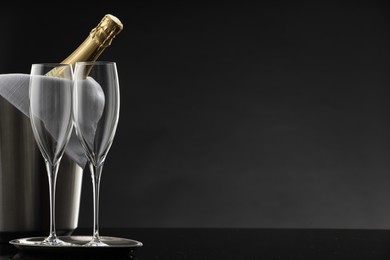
[1,1,390,229]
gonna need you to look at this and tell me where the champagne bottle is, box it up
[47,14,123,76]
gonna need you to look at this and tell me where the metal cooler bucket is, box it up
[0,96,83,243]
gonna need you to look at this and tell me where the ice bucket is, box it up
[0,96,83,243]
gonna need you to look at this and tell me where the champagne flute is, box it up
[29,63,74,246]
[73,61,120,246]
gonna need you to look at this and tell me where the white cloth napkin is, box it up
[0,73,104,168]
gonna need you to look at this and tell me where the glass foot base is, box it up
[41,236,73,246]
[83,238,109,247]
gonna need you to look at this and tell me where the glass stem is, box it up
[89,162,104,242]
[45,160,60,240]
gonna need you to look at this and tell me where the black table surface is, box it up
[2,227,390,259]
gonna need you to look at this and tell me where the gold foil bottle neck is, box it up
[46,14,123,77]
[90,14,123,47]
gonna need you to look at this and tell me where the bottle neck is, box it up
[60,37,106,68]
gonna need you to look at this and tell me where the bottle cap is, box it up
[90,14,123,47]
